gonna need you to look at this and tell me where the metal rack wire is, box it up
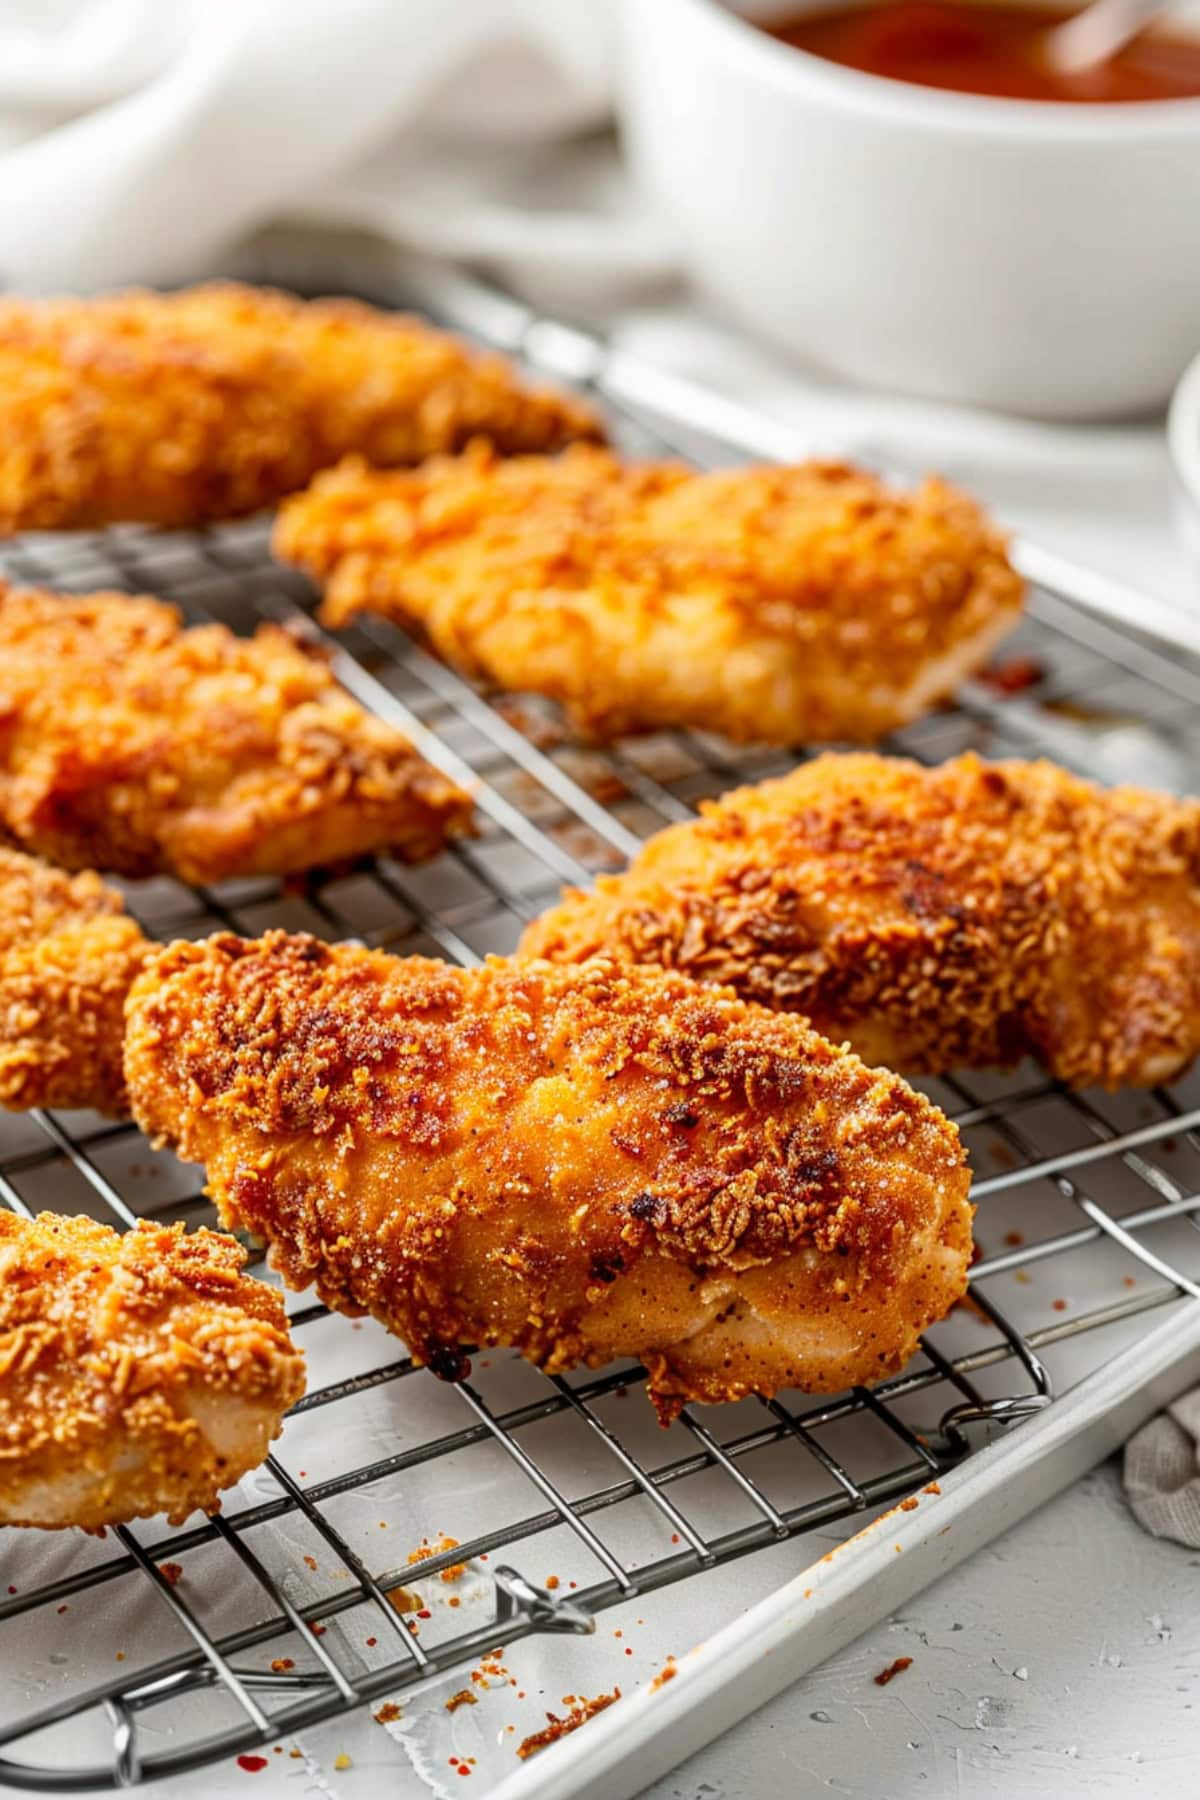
[1,294,1200,1791]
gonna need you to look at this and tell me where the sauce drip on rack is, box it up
[760,2,1200,102]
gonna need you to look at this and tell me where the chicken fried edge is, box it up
[0,1211,305,1530]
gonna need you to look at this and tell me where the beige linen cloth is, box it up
[1125,1391,1200,1548]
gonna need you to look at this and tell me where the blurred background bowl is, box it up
[616,0,1200,420]
[1168,347,1200,596]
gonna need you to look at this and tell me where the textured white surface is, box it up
[637,1459,1199,1800]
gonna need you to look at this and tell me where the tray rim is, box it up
[489,1297,1200,1800]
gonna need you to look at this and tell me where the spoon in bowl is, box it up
[1044,0,1168,75]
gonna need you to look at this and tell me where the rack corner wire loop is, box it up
[1,274,1199,1790]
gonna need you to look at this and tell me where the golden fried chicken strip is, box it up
[0,585,472,883]
[0,283,602,532]
[0,848,148,1114]
[523,752,1200,1090]
[125,934,972,1418]
[275,443,1023,744]
[0,1212,305,1529]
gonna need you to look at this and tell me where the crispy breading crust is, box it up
[124,933,972,1418]
[0,1212,305,1529]
[0,283,602,532]
[0,847,148,1114]
[522,752,1200,1090]
[0,584,473,882]
[275,443,1023,744]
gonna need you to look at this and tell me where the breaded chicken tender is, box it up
[0,847,148,1114]
[125,933,973,1418]
[0,283,602,532]
[0,1211,305,1529]
[275,443,1023,744]
[0,585,473,883]
[522,752,1200,1090]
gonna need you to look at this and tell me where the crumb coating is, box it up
[523,752,1200,1089]
[0,847,148,1114]
[0,584,473,882]
[0,1212,305,1529]
[0,282,602,531]
[275,443,1023,744]
[125,933,972,1416]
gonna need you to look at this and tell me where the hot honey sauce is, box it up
[761,1,1200,103]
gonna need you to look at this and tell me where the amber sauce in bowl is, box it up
[762,1,1200,101]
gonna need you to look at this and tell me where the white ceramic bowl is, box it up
[616,0,1200,419]
[1168,347,1200,597]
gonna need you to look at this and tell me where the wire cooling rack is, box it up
[2,282,1200,1792]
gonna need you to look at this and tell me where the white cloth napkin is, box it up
[1125,1391,1200,1549]
[0,0,630,292]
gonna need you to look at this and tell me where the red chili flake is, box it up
[545,1575,559,1591]
[310,1623,327,1638]
[1123,1276,1137,1288]
[670,1533,680,1544]
[1052,1298,1068,1312]
[160,1562,183,1587]
[568,1581,577,1589]
[874,1656,913,1686]
[6,1586,16,1596]
[457,1768,471,1778]
[1004,1231,1025,1248]
[236,1754,269,1773]
[417,1609,432,1620]
[366,1637,377,1648]
[624,1647,633,1656]
[270,1658,295,1673]
[299,1472,307,1479]
[375,1703,402,1724]
[57,1604,68,1615]
[978,655,1044,695]
[303,1556,318,1572]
